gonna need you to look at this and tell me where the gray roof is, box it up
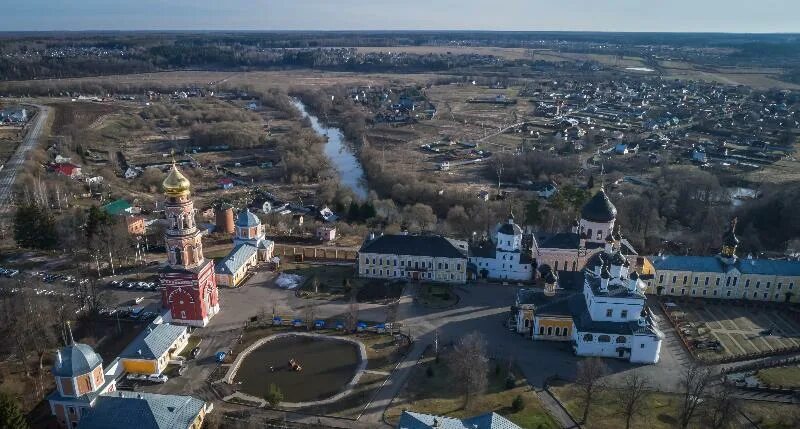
[537,232,580,249]
[360,235,468,259]
[398,411,521,429]
[651,255,800,277]
[53,343,103,378]
[77,391,205,429]
[586,271,645,299]
[581,189,617,222]
[236,209,261,227]
[497,221,522,236]
[120,323,187,360]
[216,243,258,275]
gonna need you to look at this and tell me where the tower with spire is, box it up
[159,163,219,327]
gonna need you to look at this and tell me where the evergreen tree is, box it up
[347,201,360,221]
[359,202,376,220]
[0,391,29,429]
[524,199,543,227]
[13,203,57,250]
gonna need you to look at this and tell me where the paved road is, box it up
[0,105,49,214]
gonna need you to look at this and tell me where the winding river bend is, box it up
[291,99,368,200]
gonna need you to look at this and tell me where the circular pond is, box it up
[232,334,363,404]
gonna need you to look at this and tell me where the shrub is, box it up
[512,394,525,412]
[426,365,435,378]
[265,383,283,407]
[505,373,517,389]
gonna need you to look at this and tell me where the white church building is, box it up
[469,216,534,281]
[514,233,663,364]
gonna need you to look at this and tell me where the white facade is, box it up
[469,218,533,281]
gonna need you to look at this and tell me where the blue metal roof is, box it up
[235,209,261,227]
[53,343,103,378]
[650,255,726,273]
[119,323,187,361]
[651,255,800,276]
[76,391,204,429]
[215,243,258,275]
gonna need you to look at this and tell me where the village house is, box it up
[54,163,82,178]
[101,199,146,235]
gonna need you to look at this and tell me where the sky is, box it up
[1,0,799,33]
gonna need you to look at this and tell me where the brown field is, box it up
[50,101,119,134]
[0,127,22,163]
[658,60,800,90]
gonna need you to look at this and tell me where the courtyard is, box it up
[662,299,800,362]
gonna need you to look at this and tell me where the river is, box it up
[291,99,368,200]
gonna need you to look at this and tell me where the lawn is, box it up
[756,365,800,388]
[741,401,800,429]
[416,283,458,308]
[178,335,202,358]
[282,263,356,295]
[385,349,558,429]
[550,382,683,429]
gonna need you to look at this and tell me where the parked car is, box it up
[190,347,201,359]
[147,374,168,384]
[177,365,188,376]
[134,297,144,304]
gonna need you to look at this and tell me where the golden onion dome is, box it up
[163,163,191,196]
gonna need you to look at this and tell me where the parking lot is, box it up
[664,300,800,362]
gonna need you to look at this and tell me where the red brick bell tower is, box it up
[159,163,219,327]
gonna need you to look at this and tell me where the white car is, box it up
[134,297,144,304]
[147,374,168,384]
[126,373,146,381]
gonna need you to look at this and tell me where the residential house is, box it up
[218,178,235,190]
[54,163,82,178]
[317,226,337,242]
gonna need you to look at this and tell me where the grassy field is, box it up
[417,283,458,308]
[740,401,800,429]
[385,349,558,428]
[756,365,800,388]
[550,382,682,429]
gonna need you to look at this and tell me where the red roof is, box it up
[218,178,234,185]
[54,163,81,176]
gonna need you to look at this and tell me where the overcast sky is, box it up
[1,0,798,33]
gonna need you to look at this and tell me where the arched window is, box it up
[586,229,592,239]
[583,334,593,342]
[598,335,611,343]
[175,248,184,265]
[547,327,553,335]
[554,327,561,335]
[616,336,626,344]
[539,327,545,335]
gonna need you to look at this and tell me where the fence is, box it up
[273,245,358,262]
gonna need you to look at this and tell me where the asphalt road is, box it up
[0,105,49,214]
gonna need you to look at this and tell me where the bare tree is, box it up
[448,331,489,409]
[345,294,359,332]
[704,386,739,429]
[303,302,317,331]
[678,364,713,429]
[492,155,504,197]
[619,372,649,429]
[575,357,609,424]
